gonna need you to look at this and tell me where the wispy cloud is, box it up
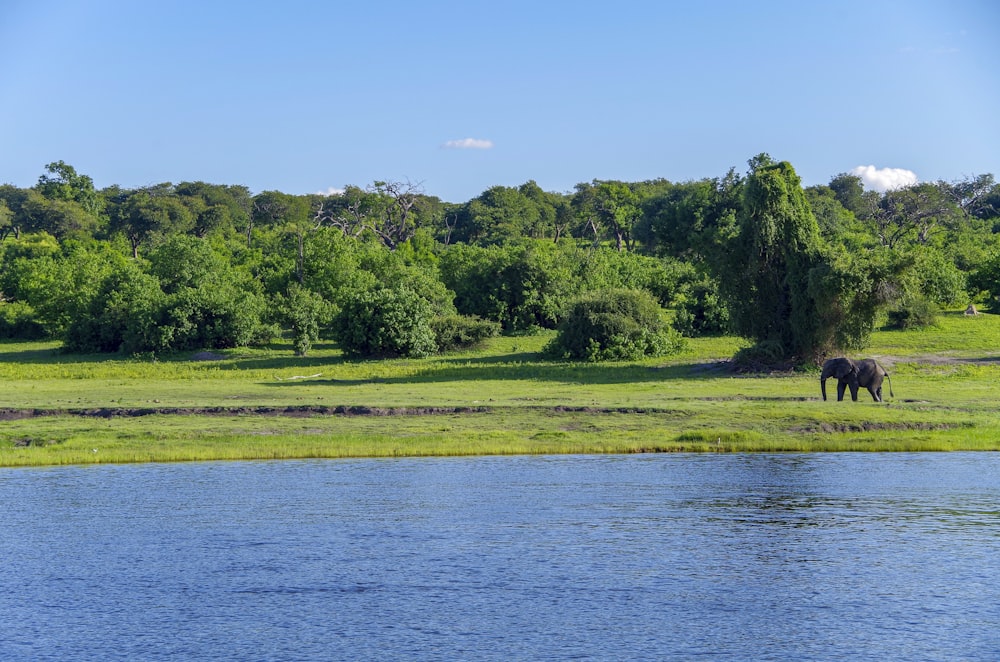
[443,138,494,150]
[850,165,918,192]
[317,186,344,196]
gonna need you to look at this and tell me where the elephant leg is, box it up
[849,383,859,401]
[837,381,847,401]
[871,386,882,402]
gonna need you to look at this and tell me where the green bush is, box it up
[439,241,578,332]
[160,283,272,350]
[886,295,938,330]
[673,277,730,337]
[333,287,437,358]
[279,284,330,356]
[544,288,683,362]
[0,301,46,339]
[431,314,501,352]
[63,261,166,353]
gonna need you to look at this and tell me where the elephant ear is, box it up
[838,359,856,379]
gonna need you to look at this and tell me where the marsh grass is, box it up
[2,312,999,466]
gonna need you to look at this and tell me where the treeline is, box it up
[1,155,999,365]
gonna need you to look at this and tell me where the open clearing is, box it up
[2,312,999,465]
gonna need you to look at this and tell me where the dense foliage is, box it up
[545,289,683,361]
[2,158,999,365]
[333,287,437,358]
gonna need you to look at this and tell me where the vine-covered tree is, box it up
[720,157,829,363]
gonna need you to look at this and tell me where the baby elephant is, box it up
[820,357,894,402]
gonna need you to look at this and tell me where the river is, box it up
[1,453,998,660]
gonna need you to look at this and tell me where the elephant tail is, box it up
[885,372,894,398]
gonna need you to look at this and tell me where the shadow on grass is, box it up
[2,340,743,384]
[264,358,735,386]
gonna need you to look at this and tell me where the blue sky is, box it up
[2,0,998,202]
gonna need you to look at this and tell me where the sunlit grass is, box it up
[2,311,999,466]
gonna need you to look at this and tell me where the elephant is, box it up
[820,357,894,402]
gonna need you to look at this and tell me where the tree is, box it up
[947,173,997,220]
[144,236,272,351]
[642,173,741,262]
[63,260,165,353]
[572,180,643,251]
[19,190,99,239]
[0,199,16,241]
[439,241,579,332]
[174,181,252,239]
[720,158,829,363]
[462,185,541,245]
[0,185,30,240]
[805,186,854,237]
[365,180,423,250]
[250,190,312,281]
[828,172,866,217]
[863,182,960,249]
[107,185,195,258]
[36,161,102,215]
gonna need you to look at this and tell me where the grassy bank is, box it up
[2,311,999,466]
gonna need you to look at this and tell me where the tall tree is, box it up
[36,161,102,215]
[864,182,960,248]
[828,172,866,217]
[720,157,828,362]
[366,180,423,250]
[572,180,642,251]
[107,185,195,258]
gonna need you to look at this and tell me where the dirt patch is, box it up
[0,404,698,421]
[0,405,496,420]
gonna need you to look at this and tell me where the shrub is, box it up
[63,261,166,353]
[279,284,330,356]
[886,295,938,330]
[161,283,272,350]
[0,301,46,339]
[431,314,501,352]
[545,288,683,362]
[439,241,578,332]
[333,287,437,358]
[673,277,730,337]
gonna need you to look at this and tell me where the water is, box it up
[1,453,998,661]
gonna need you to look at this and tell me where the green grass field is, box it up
[2,311,999,466]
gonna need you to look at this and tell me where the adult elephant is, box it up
[820,357,894,402]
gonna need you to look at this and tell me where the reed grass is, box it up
[2,311,999,466]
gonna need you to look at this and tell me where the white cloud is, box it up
[850,165,918,192]
[443,138,494,149]
[316,186,344,196]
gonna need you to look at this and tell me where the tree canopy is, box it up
[2,158,998,365]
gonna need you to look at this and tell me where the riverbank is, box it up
[3,312,999,466]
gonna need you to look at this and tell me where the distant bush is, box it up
[545,288,683,362]
[0,301,46,339]
[431,314,500,352]
[279,284,330,356]
[333,287,437,358]
[439,241,578,332]
[886,295,938,330]
[64,250,274,354]
[673,277,730,337]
